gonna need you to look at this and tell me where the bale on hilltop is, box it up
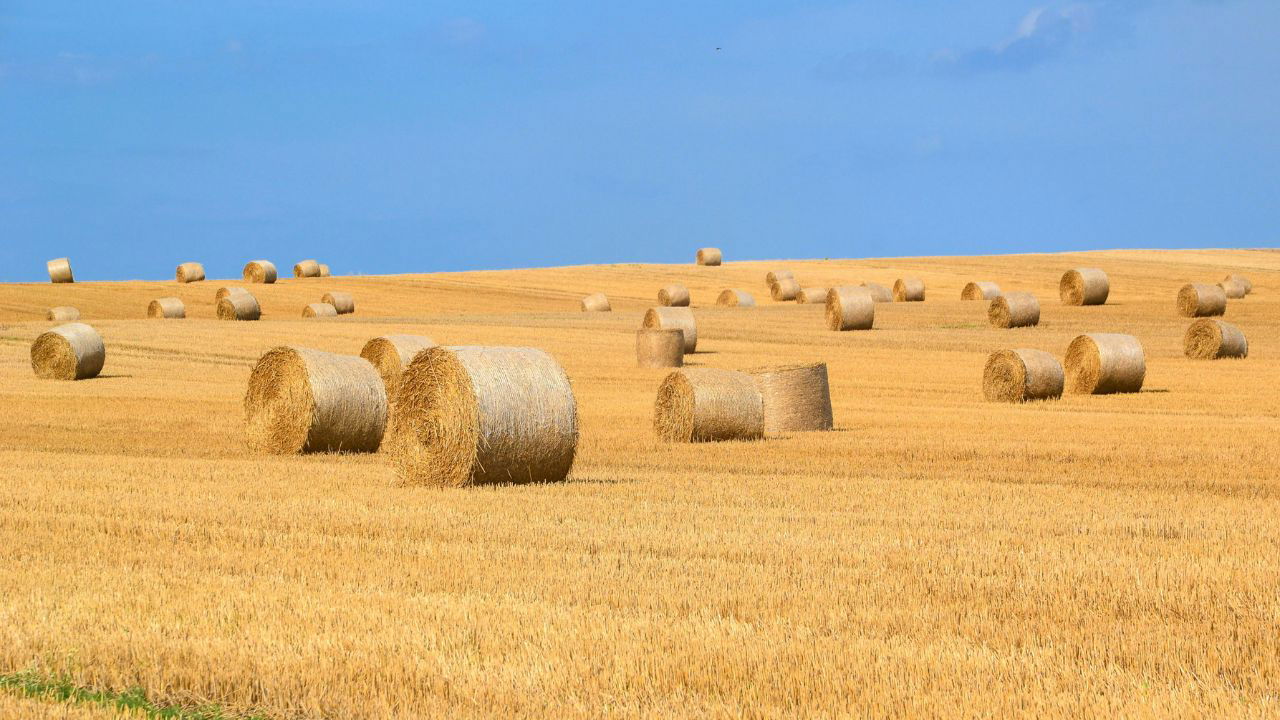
[893,278,925,302]
[988,292,1041,328]
[147,297,186,319]
[654,368,763,443]
[322,291,355,315]
[1184,319,1248,360]
[696,248,723,266]
[636,329,684,368]
[771,277,800,301]
[825,287,874,331]
[658,284,691,307]
[716,289,755,307]
[31,323,104,381]
[1218,279,1246,299]
[360,334,438,401]
[243,260,277,284]
[1064,333,1145,395]
[293,259,321,278]
[303,302,337,318]
[1222,274,1252,295]
[318,264,331,277]
[217,292,261,321]
[1059,268,1109,306]
[795,287,828,304]
[1176,283,1226,318]
[642,307,697,353]
[175,262,205,283]
[581,293,612,312]
[748,363,833,435]
[861,283,893,303]
[47,258,74,284]
[46,307,79,322]
[961,282,1001,301]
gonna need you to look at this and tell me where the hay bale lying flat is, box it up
[215,286,252,303]
[1184,319,1248,360]
[766,270,794,288]
[1218,279,1246,299]
[293,259,321,278]
[318,264,331,277]
[243,260,277,284]
[1064,333,1145,394]
[983,349,1064,402]
[637,329,684,368]
[175,262,205,283]
[1223,274,1252,295]
[46,307,79,322]
[988,292,1040,328]
[390,346,578,487]
[47,258,74,284]
[893,278,925,302]
[658,284,691,307]
[31,323,104,380]
[1059,268,1109,306]
[1177,283,1226,318]
[321,291,355,315]
[825,287,874,331]
[642,307,697,353]
[360,334,438,400]
[961,282,1001,301]
[217,292,261,321]
[244,346,387,455]
[748,363,833,434]
[654,368,763,443]
[771,277,800,301]
[861,283,893,303]
[147,297,185,319]
[716,289,755,307]
[303,302,337,317]
[581,293,612,312]
[696,248,723,266]
[796,287,828,305]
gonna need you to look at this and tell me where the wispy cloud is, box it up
[935,4,1098,73]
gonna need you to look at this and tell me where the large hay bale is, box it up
[860,283,893,303]
[961,281,1001,301]
[46,307,79,322]
[825,286,874,331]
[1223,274,1252,295]
[982,349,1064,403]
[716,289,755,307]
[31,323,104,380]
[1218,279,1246,299]
[242,260,277,284]
[581,293,612,312]
[988,292,1040,328]
[748,363,833,434]
[696,248,723,266]
[642,307,697,353]
[765,270,794,288]
[1064,333,1145,395]
[360,334,438,400]
[303,302,337,317]
[244,347,387,455]
[795,287,829,305]
[390,346,578,487]
[217,292,261,321]
[293,259,321,278]
[147,297,186,319]
[47,258,74,284]
[215,286,251,303]
[658,284,691,307]
[654,368,764,443]
[1059,268,1109,306]
[321,291,355,314]
[1177,283,1226,318]
[771,277,800,301]
[636,329,684,368]
[318,264,331,277]
[1184,319,1248,360]
[175,262,205,283]
[893,278,925,302]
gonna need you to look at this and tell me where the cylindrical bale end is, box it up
[243,260,278,284]
[31,323,105,380]
[748,363,833,434]
[1177,283,1226,318]
[795,287,829,305]
[293,259,321,278]
[983,349,1064,402]
[1064,333,1145,394]
[217,293,262,321]
[360,334,438,406]
[765,270,794,288]
[893,278,925,302]
[47,258,74,284]
[1184,319,1248,360]
[695,248,723,266]
[1059,268,1110,305]
[303,302,338,317]
[825,287,874,331]
[961,282,1002,301]
[771,278,800,301]
[147,297,186,319]
[658,284,691,307]
[654,368,764,443]
[581,293,612,312]
[642,307,697,353]
[716,289,755,307]
[988,292,1041,328]
[175,262,206,283]
[321,291,355,314]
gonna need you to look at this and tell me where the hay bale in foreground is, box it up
[217,292,261,321]
[771,277,800,301]
[46,307,79,322]
[988,292,1040,328]
[795,287,828,304]
[825,287,874,331]
[303,302,337,318]
[642,307,697,353]
[31,323,104,380]
[1218,279,1246,299]
[147,297,186,319]
[658,284,691,307]
[1177,283,1226,318]
[748,363,833,434]
[175,262,205,283]
[318,264,331,277]
[961,281,1001,301]
[215,286,252,303]
[1064,333,1145,394]
[893,278,925,302]
[654,368,764,443]
[636,329,684,368]
[360,334,438,400]
[1184,319,1248,360]
[47,258,74,284]
[293,259,321,278]
[861,283,893,303]
[1223,274,1252,295]
[244,346,387,455]
[1059,268,1109,306]
[243,260,277,284]
[581,293,611,312]
[982,349,1063,403]
[390,346,578,487]
[696,248,723,266]
[321,291,355,314]
[716,289,755,307]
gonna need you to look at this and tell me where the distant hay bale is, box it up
[860,283,893,303]
[716,289,755,307]
[636,329,684,368]
[893,278,925,302]
[217,292,261,321]
[658,284,691,307]
[1176,283,1226,318]
[795,287,828,304]
[303,302,337,318]
[293,259,321,278]
[654,368,764,443]
[1059,268,1109,306]
[696,248,723,266]
[748,363,833,434]
[215,286,251,303]
[318,264,331,277]
[825,286,874,331]
[987,292,1041,328]
[982,349,1064,403]
[1064,333,1145,395]
[961,281,1001,301]
[31,323,104,380]
[242,260,277,284]
[147,297,186,319]
[1218,279,1246,299]
[771,277,800,301]
[1184,319,1248,360]
[360,334,438,400]
[175,262,205,283]
[47,258,74,284]
[765,270,794,288]
[244,346,387,455]
[1223,274,1252,295]
[642,307,697,353]
[46,307,79,322]
[321,291,355,314]
[581,293,612,312]
[390,346,578,487]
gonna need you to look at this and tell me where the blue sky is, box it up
[1,1,1277,281]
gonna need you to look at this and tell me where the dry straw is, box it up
[716,289,755,307]
[215,286,251,303]
[642,307,697,353]
[318,264,331,277]
[825,286,874,331]
[795,287,829,304]
[31,322,104,381]
[243,260,277,284]
[1064,333,1145,394]
[658,284,691,307]
[322,291,355,314]
[696,248,723,266]
[580,293,612,312]
[765,270,794,288]
[47,258,74,284]
[961,281,1002,301]
[748,363,833,434]
[1177,283,1226,318]
[390,346,578,487]
[293,259,321,278]
[893,278,925,302]
[861,283,893,303]
[175,262,205,283]
[1218,279,1247,299]
[1184,319,1248,360]
[147,297,186,319]
[360,334,438,401]
[771,277,800,301]
[1222,274,1252,295]
[46,307,79,322]
[988,292,1041,328]
[982,349,1064,403]
[217,292,261,321]
[636,329,684,368]
[1059,268,1109,306]
[303,302,337,318]
[244,346,387,455]
[654,368,764,443]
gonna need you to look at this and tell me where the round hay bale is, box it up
[47,258,74,284]
[390,346,578,487]
[748,363,833,434]
[982,349,1064,403]
[636,329,684,368]
[1223,274,1252,295]
[318,264,331,277]
[961,281,1001,301]
[1059,268,1109,306]
[825,287,874,331]
[893,278,925,302]
[658,284,691,307]
[716,289,755,307]
[293,259,321,278]
[244,346,387,455]
[988,292,1041,328]
[771,277,800,301]
[242,260,277,284]
[46,307,79,322]
[765,270,794,288]
[147,297,186,319]
[795,287,829,305]
[580,293,611,312]
[175,262,205,283]
[31,323,104,380]
[654,368,763,443]
[696,248,723,266]
[360,334,438,400]
[1176,283,1226,318]
[1064,333,1145,395]
[216,292,261,321]
[215,286,252,303]
[860,283,893,303]
[642,307,697,353]
[1184,319,1248,360]
[1218,279,1246,299]
[303,302,337,318]
[321,291,355,315]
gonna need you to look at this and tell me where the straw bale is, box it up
[988,292,1040,328]
[982,349,1064,402]
[1064,333,1145,394]
[654,368,764,443]
[748,363,833,434]
[1184,319,1248,360]
[642,307,697,353]
[825,286,874,331]
[1059,268,1109,306]
[31,323,104,380]
[1176,283,1226,318]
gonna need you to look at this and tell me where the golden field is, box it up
[0,248,1277,719]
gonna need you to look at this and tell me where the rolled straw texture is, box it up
[321,291,355,314]
[244,346,387,455]
[771,277,800,301]
[360,334,438,400]
[147,297,186,319]
[961,281,1002,301]
[982,349,1064,403]
[215,286,251,303]
[748,363,833,434]
[243,260,277,284]
[654,368,764,443]
[795,287,828,305]
[217,292,261,321]
[303,302,337,318]
[293,259,321,278]
[658,284,691,307]
[47,258,74,284]
[1177,283,1226,318]
[318,264,331,277]
[765,270,794,287]
[1184,319,1248,360]
[696,248,723,266]
[31,323,104,380]
[988,292,1041,328]
[1222,274,1252,295]
[636,329,684,368]
[642,307,697,353]
[390,346,578,487]
[716,289,755,307]
[1059,268,1109,306]
[175,262,205,283]
[1064,333,1145,395]
[1218,279,1246,299]
[46,307,79,322]
[825,286,874,331]
[861,283,893,303]
[893,278,925,302]
[580,293,612,312]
